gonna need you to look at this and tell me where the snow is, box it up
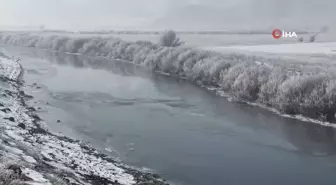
[22,168,51,184]
[0,56,21,80]
[207,42,336,55]
[22,155,37,163]
[5,130,25,141]
[3,145,24,154]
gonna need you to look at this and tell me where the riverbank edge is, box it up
[0,53,169,184]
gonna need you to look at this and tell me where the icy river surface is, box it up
[2,46,336,185]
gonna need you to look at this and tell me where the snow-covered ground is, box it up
[204,41,336,69]
[207,42,336,55]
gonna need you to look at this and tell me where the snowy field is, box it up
[208,42,336,55]
[205,42,336,66]
[107,32,336,47]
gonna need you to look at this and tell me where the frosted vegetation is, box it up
[0,163,26,185]
[1,32,336,123]
[0,161,67,185]
[158,30,184,47]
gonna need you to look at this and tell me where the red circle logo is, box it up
[272,29,282,39]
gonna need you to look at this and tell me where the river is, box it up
[2,46,336,185]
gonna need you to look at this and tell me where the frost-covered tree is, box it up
[158,30,184,47]
[309,35,316,42]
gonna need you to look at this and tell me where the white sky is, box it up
[0,0,244,30]
[0,0,334,30]
[0,0,172,29]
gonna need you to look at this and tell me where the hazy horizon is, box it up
[0,0,335,31]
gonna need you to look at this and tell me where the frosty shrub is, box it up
[1,32,336,123]
[0,163,25,185]
[159,30,184,47]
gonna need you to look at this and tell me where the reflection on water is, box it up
[25,48,336,156]
[50,91,194,109]
[24,49,148,77]
[3,46,336,185]
[283,120,336,156]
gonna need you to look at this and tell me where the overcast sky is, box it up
[0,0,334,30]
[0,0,245,30]
[0,0,162,29]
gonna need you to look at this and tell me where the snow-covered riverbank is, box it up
[0,53,168,184]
